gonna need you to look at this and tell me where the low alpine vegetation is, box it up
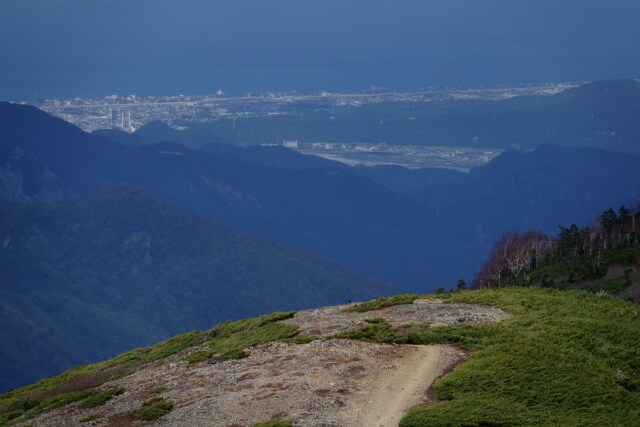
[79,386,125,409]
[0,312,303,425]
[186,312,299,363]
[142,397,164,406]
[79,413,102,423]
[0,390,93,425]
[350,294,418,312]
[331,320,483,349]
[0,331,200,425]
[400,288,640,426]
[131,398,174,421]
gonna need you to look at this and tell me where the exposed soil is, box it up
[355,345,464,427]
[19,299,508,427]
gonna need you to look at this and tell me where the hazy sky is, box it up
[1,0,639,99]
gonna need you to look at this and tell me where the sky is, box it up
[1,0,639,100]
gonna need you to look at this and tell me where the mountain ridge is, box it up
[3,102,640,291]
[1,288,637,426]
[0,102,465,290]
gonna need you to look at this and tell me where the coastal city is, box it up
[14,82,578,170]
[21,82,576,133]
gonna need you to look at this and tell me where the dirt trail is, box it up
[355,345,446,427]
[19,298,504,426]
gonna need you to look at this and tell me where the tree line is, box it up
[473,204,640,289]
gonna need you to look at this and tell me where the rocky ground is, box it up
[282,298,509,336]
[19,299,509,427]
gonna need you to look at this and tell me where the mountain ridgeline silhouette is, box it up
[0,102,466,289]
[2,98,640,292]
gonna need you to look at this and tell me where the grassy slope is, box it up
[401,288,640,426]
[0,312,299,425]
[1,288,638,426]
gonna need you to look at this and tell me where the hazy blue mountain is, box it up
[0,183,397,393]
[2,102,639,293]
[92,128,147,146]
[198,143,339,170]
[93,120,237,149]
[0,102,468,291]
[352,165,467,197]
[418,145,640,267]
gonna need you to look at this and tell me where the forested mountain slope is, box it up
[0,184,396,393]
[474,204,640,303]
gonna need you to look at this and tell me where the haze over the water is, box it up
[1,0,639,100]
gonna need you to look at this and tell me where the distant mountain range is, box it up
[93,80,640,155]
[93,120,238,148]
[2,101,640,292]
[0,184,396,392]
[361,143,640,241]
[0,102,466,290]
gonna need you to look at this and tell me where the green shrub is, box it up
[331,320,483,350]
[131,401,174,421]
[350,294,418,312]
[0,397,40,421]
[331,321,398,343]
[364,317,386,324]
[112,330,204,367]
[142,397,164,406]
[1,389,94,424]
[151,387,166,394]
[279,334,320,344]
[591,275,633,295]
[188,312,300,363]
[79,413,102,422]
[79,386,125,409]
[186,351,213,364]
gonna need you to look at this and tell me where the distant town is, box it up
[18,82,578,170]
[21,82,576,134]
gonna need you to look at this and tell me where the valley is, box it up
[295,144,502,171]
